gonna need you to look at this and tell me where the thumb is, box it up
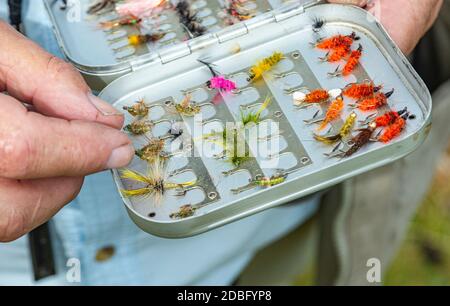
[0,94,134,179]
[0,21,123,129]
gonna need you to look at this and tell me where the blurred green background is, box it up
[384,144,450,285]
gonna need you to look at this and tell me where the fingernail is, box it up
[107,144,135,169]
[87,93,123,116]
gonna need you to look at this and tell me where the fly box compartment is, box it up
[99,2,431,238]
[44,0,299,91]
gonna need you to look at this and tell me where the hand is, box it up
[0,22,134,242]
[327,0,443,55]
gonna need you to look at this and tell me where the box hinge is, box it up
[158,43,192,64]
[216,23,249,43]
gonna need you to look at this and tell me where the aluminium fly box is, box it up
[95,2,432,238]
[44,0,296,91]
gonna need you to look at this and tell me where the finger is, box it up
[0,94,134,179]
[0,176,83,242]
[327,0,369,7]
[0,21,123,130]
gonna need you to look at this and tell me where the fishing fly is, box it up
[231,171,288,194]
[135,137,168,163]
[115,0,167,19]
[378,116,407,143]
[176,0,207,38]
[320,44,351,63]
[305,96,344,131]
[292,88,342,108]
[125,32,167,48]
[329,44,363,77]
[198,59,237,93]
[311,17,325,33]
[248,52,285,82]
[359,108,409,127]
[343,80,382,99]
[240,96,272,126]
[124,119,154,135]
[100,16,142,31]
[123,99,151,117]
[314,112,357,145]
[350,89,395,111]
[173,94,201,117]
[170,204,197,219]
[120,158,196,203]
[330,122,377,158]
[314,32,360,50]
[220,0,254,25]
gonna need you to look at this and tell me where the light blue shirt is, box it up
[0,0,319,285]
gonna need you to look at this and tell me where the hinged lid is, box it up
[45,0,322,75]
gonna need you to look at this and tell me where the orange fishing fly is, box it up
[318,96,344,131]
[342,44,363,76]
[315,32,359,50]
[354,89,394,112]
[343,81,382,99]
[379,116,406,143]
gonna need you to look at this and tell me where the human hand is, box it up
[0,22,134,242]
[327,0,443,55]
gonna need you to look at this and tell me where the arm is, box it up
[327,0,443,55]
[0,21,134,242]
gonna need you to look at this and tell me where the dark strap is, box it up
[7,0,23,30]
[28,223,56,281]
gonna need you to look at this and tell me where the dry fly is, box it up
[120,158,196,204]
[123,99,150,117]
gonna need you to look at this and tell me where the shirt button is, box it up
[95,246,116,262]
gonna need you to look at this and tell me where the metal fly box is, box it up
[44,0,295,91]
[92,2,432,238]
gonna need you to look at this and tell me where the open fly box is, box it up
[44,0,294,91]
[47,0,432,238]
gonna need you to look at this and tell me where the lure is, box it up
[224,0,253,23]
[379,116,406,143]
[116,0,167,18]
[120,158,195,203]
[123,99,150,117]
[364,108,408,128]
[343,81,382,99]
[174,95,201,117]
[312,17,325,33]
[317,96,344,131]
[170,204,196,219]
[353,89,394,112]
[176,0,207,37]
[208,76,237,92]
[87,0,117,15]
[253,172,288,188]
[203,127,250,167]
[321,44,351,62]
[248,52,285,82]
[293,88,342,107]
[241,96,272,126]
[127,32,166,46]
[135,138,167,163]
[100,16,142,30]
[198,59,238,92]
[314,112,357,144]
[341,122,377,157]
[231,171,288,194]
[342,44,363,76]
[124,119,154,135]
[315,32,359,50]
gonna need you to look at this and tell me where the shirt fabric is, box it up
[0,0,319,285]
